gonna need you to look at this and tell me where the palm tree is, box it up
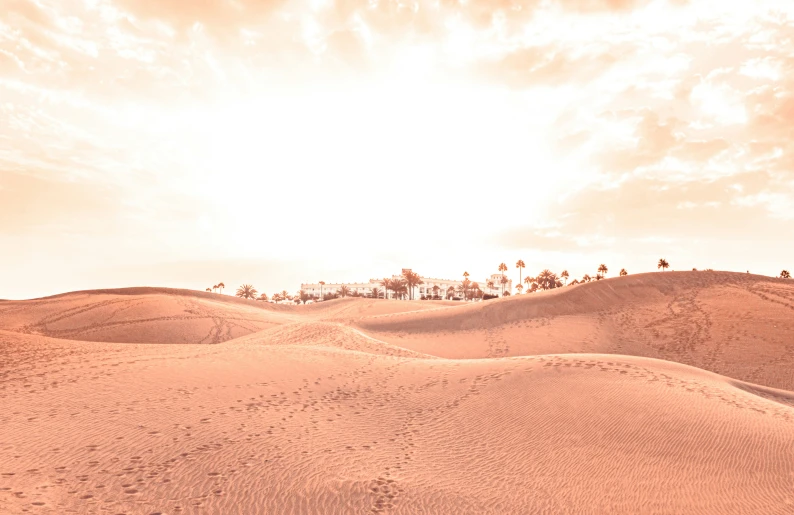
[516,260,525,287]
[212,284,218,293]
[486,279,496,294]
[236,284,258,299]
[582,274,592,283]
[319,281,325,300]
[205,288,212,292]
[620,268,628,276]
[257,293,269,301]
[516,283,523,294]
[781,270,791,279]
[498,262,508,295]
[598,264,608,277]
[432,285,440,299]
[338,285,351,298]
[471,282,481,300]
[370,287,381,299]
[402,270,424,300]
[536,269,560,290]
[380,278,393,300]
[446,286,455,299]
[658,258,670,271]
[391,278,408,300]
[561,270,569,285]
[297,290,311,304]
[457,278,472,301]
[217,282,225,294]
[463,271,470,279]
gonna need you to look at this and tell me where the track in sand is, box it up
[1,272,793,514]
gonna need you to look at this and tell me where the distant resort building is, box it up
[301,270,512,300]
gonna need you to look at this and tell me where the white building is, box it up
[301,271,512,300]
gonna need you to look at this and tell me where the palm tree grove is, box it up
[204,258,789,304]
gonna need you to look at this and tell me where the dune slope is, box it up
[1,332,792,514]
[2,273,794,514]
[0,289,459,345]
[356,271,794,389]
[0,288,298,344]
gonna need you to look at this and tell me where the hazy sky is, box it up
[2,0,793,299]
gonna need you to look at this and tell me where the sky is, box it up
[2,0,793,299]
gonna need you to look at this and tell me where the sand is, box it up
[1,272,793,514]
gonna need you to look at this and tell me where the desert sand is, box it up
[1,271,793,514]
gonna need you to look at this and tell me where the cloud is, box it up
[494,171,791,251]
[0,172,123,234]
[3,0,794,296]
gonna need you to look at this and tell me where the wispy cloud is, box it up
[2,0,794,298]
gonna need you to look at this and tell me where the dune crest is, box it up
[357,271,794,390]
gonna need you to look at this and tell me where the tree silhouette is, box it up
[523,276,532,291]
[582,274,592,283]
[781,270,791,279]
[498,262,508,295]
[471,282,481,300]
[281,290,291,301]
[536,269,561,290]
[460,273,470,300]
[516,283,524,294]
[486,279,496,294]
[297,290,311,304]
[456,279,471,301]
[391,278,408,300]
[236,284,258,299]
[257,293,269,301]
[446,286,455,299]
[658,258,670,271]
[370,287,381,299]
[432,285,440,299]
[206,288,212,292]
[516,260,525,287]
[457,277,471,300]
[598,264,608,276]
[380,278,392,300]
[619,268,628,277]
[561,270,569,285]
[217,282,225,294]
[402,270,424,300]
[338,285,351,298]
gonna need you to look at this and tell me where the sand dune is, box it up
[301,296,460,321]
[0,288,298,344]
[2,272,793,513]
[0,289,458,345]
[356,271,794,390]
